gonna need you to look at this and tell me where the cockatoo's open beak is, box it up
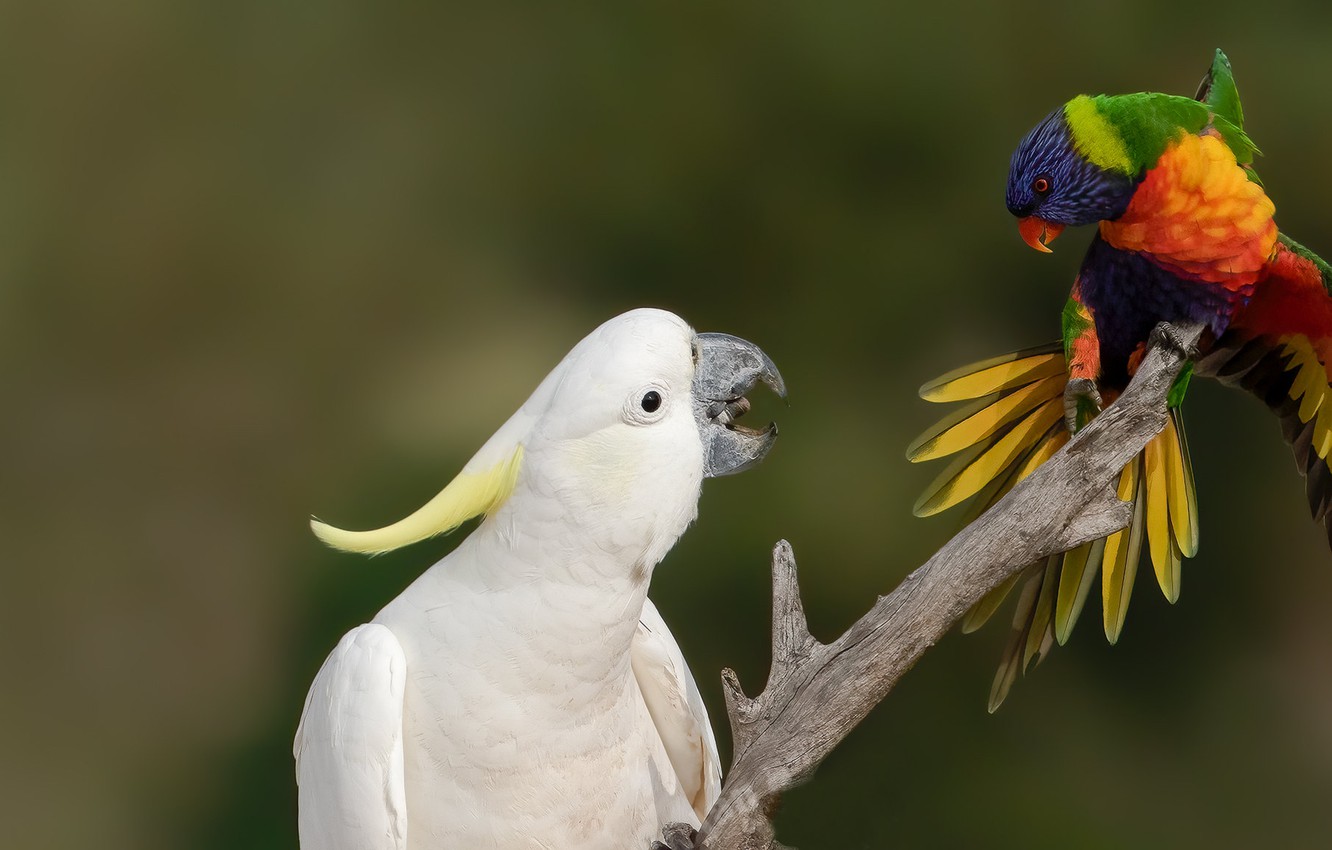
[1017,216,1064,253]
[692,332,786,478]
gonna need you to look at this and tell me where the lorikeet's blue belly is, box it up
[1079,235,1246,387]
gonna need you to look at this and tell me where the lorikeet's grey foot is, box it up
[650,823,699,850]
[1064,378,1103,434]
[1149,321,1201,359]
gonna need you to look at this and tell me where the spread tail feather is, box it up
[1198,234,1332,547]
[1198,330,1332,546]
[911,347,1199,708]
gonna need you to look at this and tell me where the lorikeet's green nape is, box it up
[910,49,1332,710]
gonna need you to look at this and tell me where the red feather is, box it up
[1230,241,1332,363]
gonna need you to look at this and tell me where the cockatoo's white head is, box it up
[312,308,784,571]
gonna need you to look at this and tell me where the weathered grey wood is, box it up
[696,322,1205,849]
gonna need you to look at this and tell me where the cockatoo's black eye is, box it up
[623,385,668,425]
[1032,175,1052,196]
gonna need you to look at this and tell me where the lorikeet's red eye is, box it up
[1032,176,1051,195]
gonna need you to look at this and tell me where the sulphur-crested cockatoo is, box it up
[294,308,784,849]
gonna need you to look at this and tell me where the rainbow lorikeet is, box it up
[908,50,1332,710]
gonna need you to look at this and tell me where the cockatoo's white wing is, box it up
[294,624,408,850]
[631,598,723,819]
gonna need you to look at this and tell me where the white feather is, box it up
[632,598,723,818]
[295,624,407,850]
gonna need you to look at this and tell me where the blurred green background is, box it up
[5,2,1332,848]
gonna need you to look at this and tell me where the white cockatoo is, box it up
[294,308,784,849]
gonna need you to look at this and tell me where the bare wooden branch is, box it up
[697,322,1205,849]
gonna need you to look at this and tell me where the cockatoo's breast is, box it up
[373,527,698,848]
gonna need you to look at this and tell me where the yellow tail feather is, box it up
[907,375,1066,461]
[1022,557,1059,671]
[956,425,1067,529]
[913,398,1063,517]
[919,344,1064,403]
[1298,380,1325,423]
[962,571,1022,634]
[987,567,1044,713]
[1162,411,1200,557]
[1143,432,1180,603]
[1054,539,1101,645]
[914,343,1206,705]
[1316,395,1332,459]
[1102,459,1145,644]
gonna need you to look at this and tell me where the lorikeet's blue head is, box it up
[1005,103,1139,252]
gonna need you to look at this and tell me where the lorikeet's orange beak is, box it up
[1017,216,1064,253]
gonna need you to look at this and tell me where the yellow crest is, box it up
[311,446,524,555]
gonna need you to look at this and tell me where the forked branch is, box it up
[696,322,1205,849]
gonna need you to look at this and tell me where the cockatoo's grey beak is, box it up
[692,332,786,478]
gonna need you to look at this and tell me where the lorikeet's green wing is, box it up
[907,346,1199,710]
[1197,235,1332,545]
[1195,48,1264,185]
[1196,48,1243,129]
